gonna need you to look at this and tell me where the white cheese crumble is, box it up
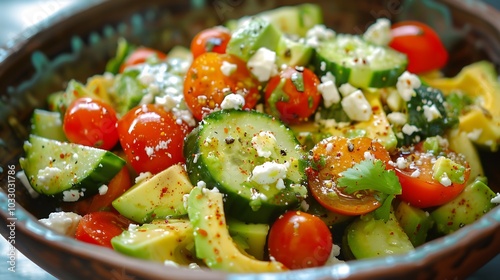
[396,71,421,101]
[363,18,392,46]
[491,193,500,204]
[220,61,237,76]
[135,171,153,184]
[387,112,408,126]
[247,47,278,82]
[39,212,82,236]
[250,161,288,185]
[220,93,245,110]
[402,123,420,135]
[98,184,108,195]
[467,128,483,141]
[318,80,340,107]
[251,131,277,158]
[438,172,452,187]
[338,83,358,97]
[324,244,344,265]
[37,166,62,187]
[303,24,336,48]
[341,90,373,121]
[62,189,82,202]
[423,104,442,122]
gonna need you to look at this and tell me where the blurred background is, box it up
[0,0,499,279]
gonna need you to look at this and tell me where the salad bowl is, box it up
[0,0,499,279]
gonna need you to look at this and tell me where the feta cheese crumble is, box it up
[341,90,373,121]
[247,47,278,82]
[220,61,237,76]
[251,131,277,158]
[39,212,82,236]
[221,93,245,110]
[423,104,442,122]
[250,161,288,185]
[318,80,340,107]
[491,193,500,204]
[396,71,421,101]
[303,24,336,48]
[363,18,392,46]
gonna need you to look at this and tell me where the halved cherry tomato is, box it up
[268,210,332,269]
[392,142,470,208]
[62,166,132,215]
[389,21,448,74]
[75,211,132,248]
[265,66,321,124]
[306,136,393,216]
[119,47,167,73]
[117,104,191,174]
[183,52,260,120]
[190,27,231,58]
[63,97,119,150]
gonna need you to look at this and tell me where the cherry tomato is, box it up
[268,211,332,269]
[119,47,167,73]
[75,211,132,248]
[389,21,448,74]
[265,66,321,124]
[190,27,231,58]
[183,52,260,120]
[63,97,119,150]
[62,166,132,215]
[117,104,190,174]
[392,142,470,208]
[306,136,393,216]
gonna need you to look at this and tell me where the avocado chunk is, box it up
[275,35,313,67]
[346,211,414,259]
[112,164,194,223]
[430,178,496,234]
[394,201,434,247]
[187,186,287,272]
[447,129,484,183]
[432,157,466,186]
[111,219,197,265]
[226,17,282,62]
[227,219,269,261]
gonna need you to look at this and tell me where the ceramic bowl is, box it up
[0,0,499,279]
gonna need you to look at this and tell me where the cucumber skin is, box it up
[183,110,307,224]
[20,135,125,200]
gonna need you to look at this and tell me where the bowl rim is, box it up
[1,0,500,279]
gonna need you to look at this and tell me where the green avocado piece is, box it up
[111,219,197,265]
[187,186,286,272]
[432,157,466,185]
[112,164,194,223]
[226,17,282,62]
[431,179,496,234]
[275,35,313,67]
[394,201,434,247]
[227,219,269,261]
[346,211,414,259]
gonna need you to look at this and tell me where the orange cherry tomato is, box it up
[265,66,321,124]
[268,211,333,269]
[119,47,167,73]
[183,52,260,120]
[190,27,231,58]
[75,211,132,248]
[389,21,448,74]
[306,136,393,216]
[392,143,470,208]
[63,97,119,150]
[117,104,191,174]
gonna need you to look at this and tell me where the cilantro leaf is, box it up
[337,159,402,196]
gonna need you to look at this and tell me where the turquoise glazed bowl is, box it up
[0,0,499,279]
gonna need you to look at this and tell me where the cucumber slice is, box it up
[30,109,67,142]
[314,34,407,88]
[20,135,125,201]
[184,109,307,223]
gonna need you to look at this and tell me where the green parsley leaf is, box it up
[338,159,402,196]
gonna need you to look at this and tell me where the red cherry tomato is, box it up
[183,52,260,120]
[268,211,333,269]
[117,104,191,174]
[307,136,393,216]
[119,47,167,73]
[389,21,448,74]
[75,211,131,248]
[265,66,321,124]
[190,27,231,58]
[392,143,470,208]
[63,97,119,150]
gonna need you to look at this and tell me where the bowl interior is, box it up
[1,0,499,279]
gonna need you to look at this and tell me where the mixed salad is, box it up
[19,3,500,272]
